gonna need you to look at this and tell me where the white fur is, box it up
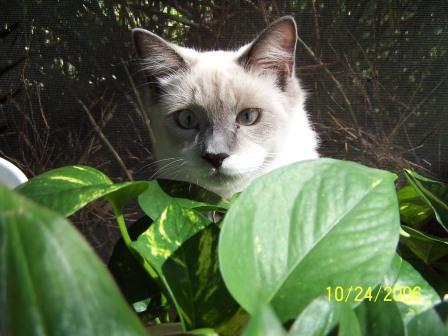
[134,19,319,198]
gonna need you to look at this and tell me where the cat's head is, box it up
[133,16,318,198]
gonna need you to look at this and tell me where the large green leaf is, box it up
[17,165,148,217]
[131,205,243,333]
[398,246,448,300]
[383,254,440,322]
[138,179,234,220]
[219,159,400,320]
[337,302,363,336]
[400,225,448,263]
[355,297,405,336]
[406,306,446,336]
[242,305,286,336]
[397,185,433,227]
[405,170,448,232]
[0,185,146,335]
[288,297,337,336]
[289,298,354,336]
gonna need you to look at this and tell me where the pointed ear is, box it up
[132,28,187,87]
[237,16,297,89]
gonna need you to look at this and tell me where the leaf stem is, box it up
[112,205,159,279]
[113,205,132,246]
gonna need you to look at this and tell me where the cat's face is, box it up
[133,17,318,198]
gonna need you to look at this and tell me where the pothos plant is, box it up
[0,159,447,335]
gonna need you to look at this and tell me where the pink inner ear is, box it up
[275,23,296,53]
[133,29,187,79]
[236,18,298,90]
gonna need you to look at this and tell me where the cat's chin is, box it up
[182,170,248,199]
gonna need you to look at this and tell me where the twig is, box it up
[296,35,359,128]
[297,61,338,71]
[311,0,321,55]
[388,76,447,141]
[78,99,133,181]
[122,58,156,146]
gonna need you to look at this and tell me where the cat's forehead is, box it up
[159,47,280,116]
[187,49,243,77]
[184,50,275,109]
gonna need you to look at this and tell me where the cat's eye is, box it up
[236,108,261,126]
[174,109,199,129]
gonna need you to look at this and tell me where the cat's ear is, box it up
[132,28,187,86]
[237,16,297,89]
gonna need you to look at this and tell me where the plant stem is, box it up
[112,204,159,279]
[113,206,132,246]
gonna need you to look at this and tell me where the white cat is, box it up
[133,16,319,198]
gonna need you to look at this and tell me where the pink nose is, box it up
[201,153,229,168]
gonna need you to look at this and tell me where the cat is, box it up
[133,16,319,198]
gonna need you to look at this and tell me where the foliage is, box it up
[1,0,447,265]
[219,160,399,319]
[1,2,447,333]
[0,183,147,335]
[2,158,448,335]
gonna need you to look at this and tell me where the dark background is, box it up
[1,0,447,260]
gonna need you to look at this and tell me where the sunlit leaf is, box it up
[131,205,243,333]
[0,185,146,335]
[17,165,148,216]
[405,170,448,232]
[355,297,405,336]
[289,297,350,336]
[138,179,233,220]
[220,159,400,320]
[383,254,440,322]
[406,306,446,336]
[108,216,159,304]
[397,185,433,227]
[400,225,448,263]
[242,305,286,336]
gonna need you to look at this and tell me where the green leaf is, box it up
[242,305,286,336]
[397,185,433,227]
[108,215,159,304]
[405,170,448,232]
[138,179,233,220]
[131,205,243,333]
[289,297,352,336]
[17,165,148,216]
[0,185,146,335]
[400,225,448,263]
[435,301,448,330]
[219,159,400,321]
[397,246,448,300]
[383,254,441,322]
[337,303,363,336]
[406,307,446,336]
[146,323,219,336]
[355,298,405,336]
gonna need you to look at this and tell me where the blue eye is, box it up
[236,108,261,126]
[175,110,199,129]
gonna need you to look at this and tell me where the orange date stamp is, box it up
[326,285,423,303]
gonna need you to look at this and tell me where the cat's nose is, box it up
[201,153,229,168]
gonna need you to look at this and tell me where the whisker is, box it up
[150,159,185,179]
[137,157,182,173]
[152,159,184,176]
